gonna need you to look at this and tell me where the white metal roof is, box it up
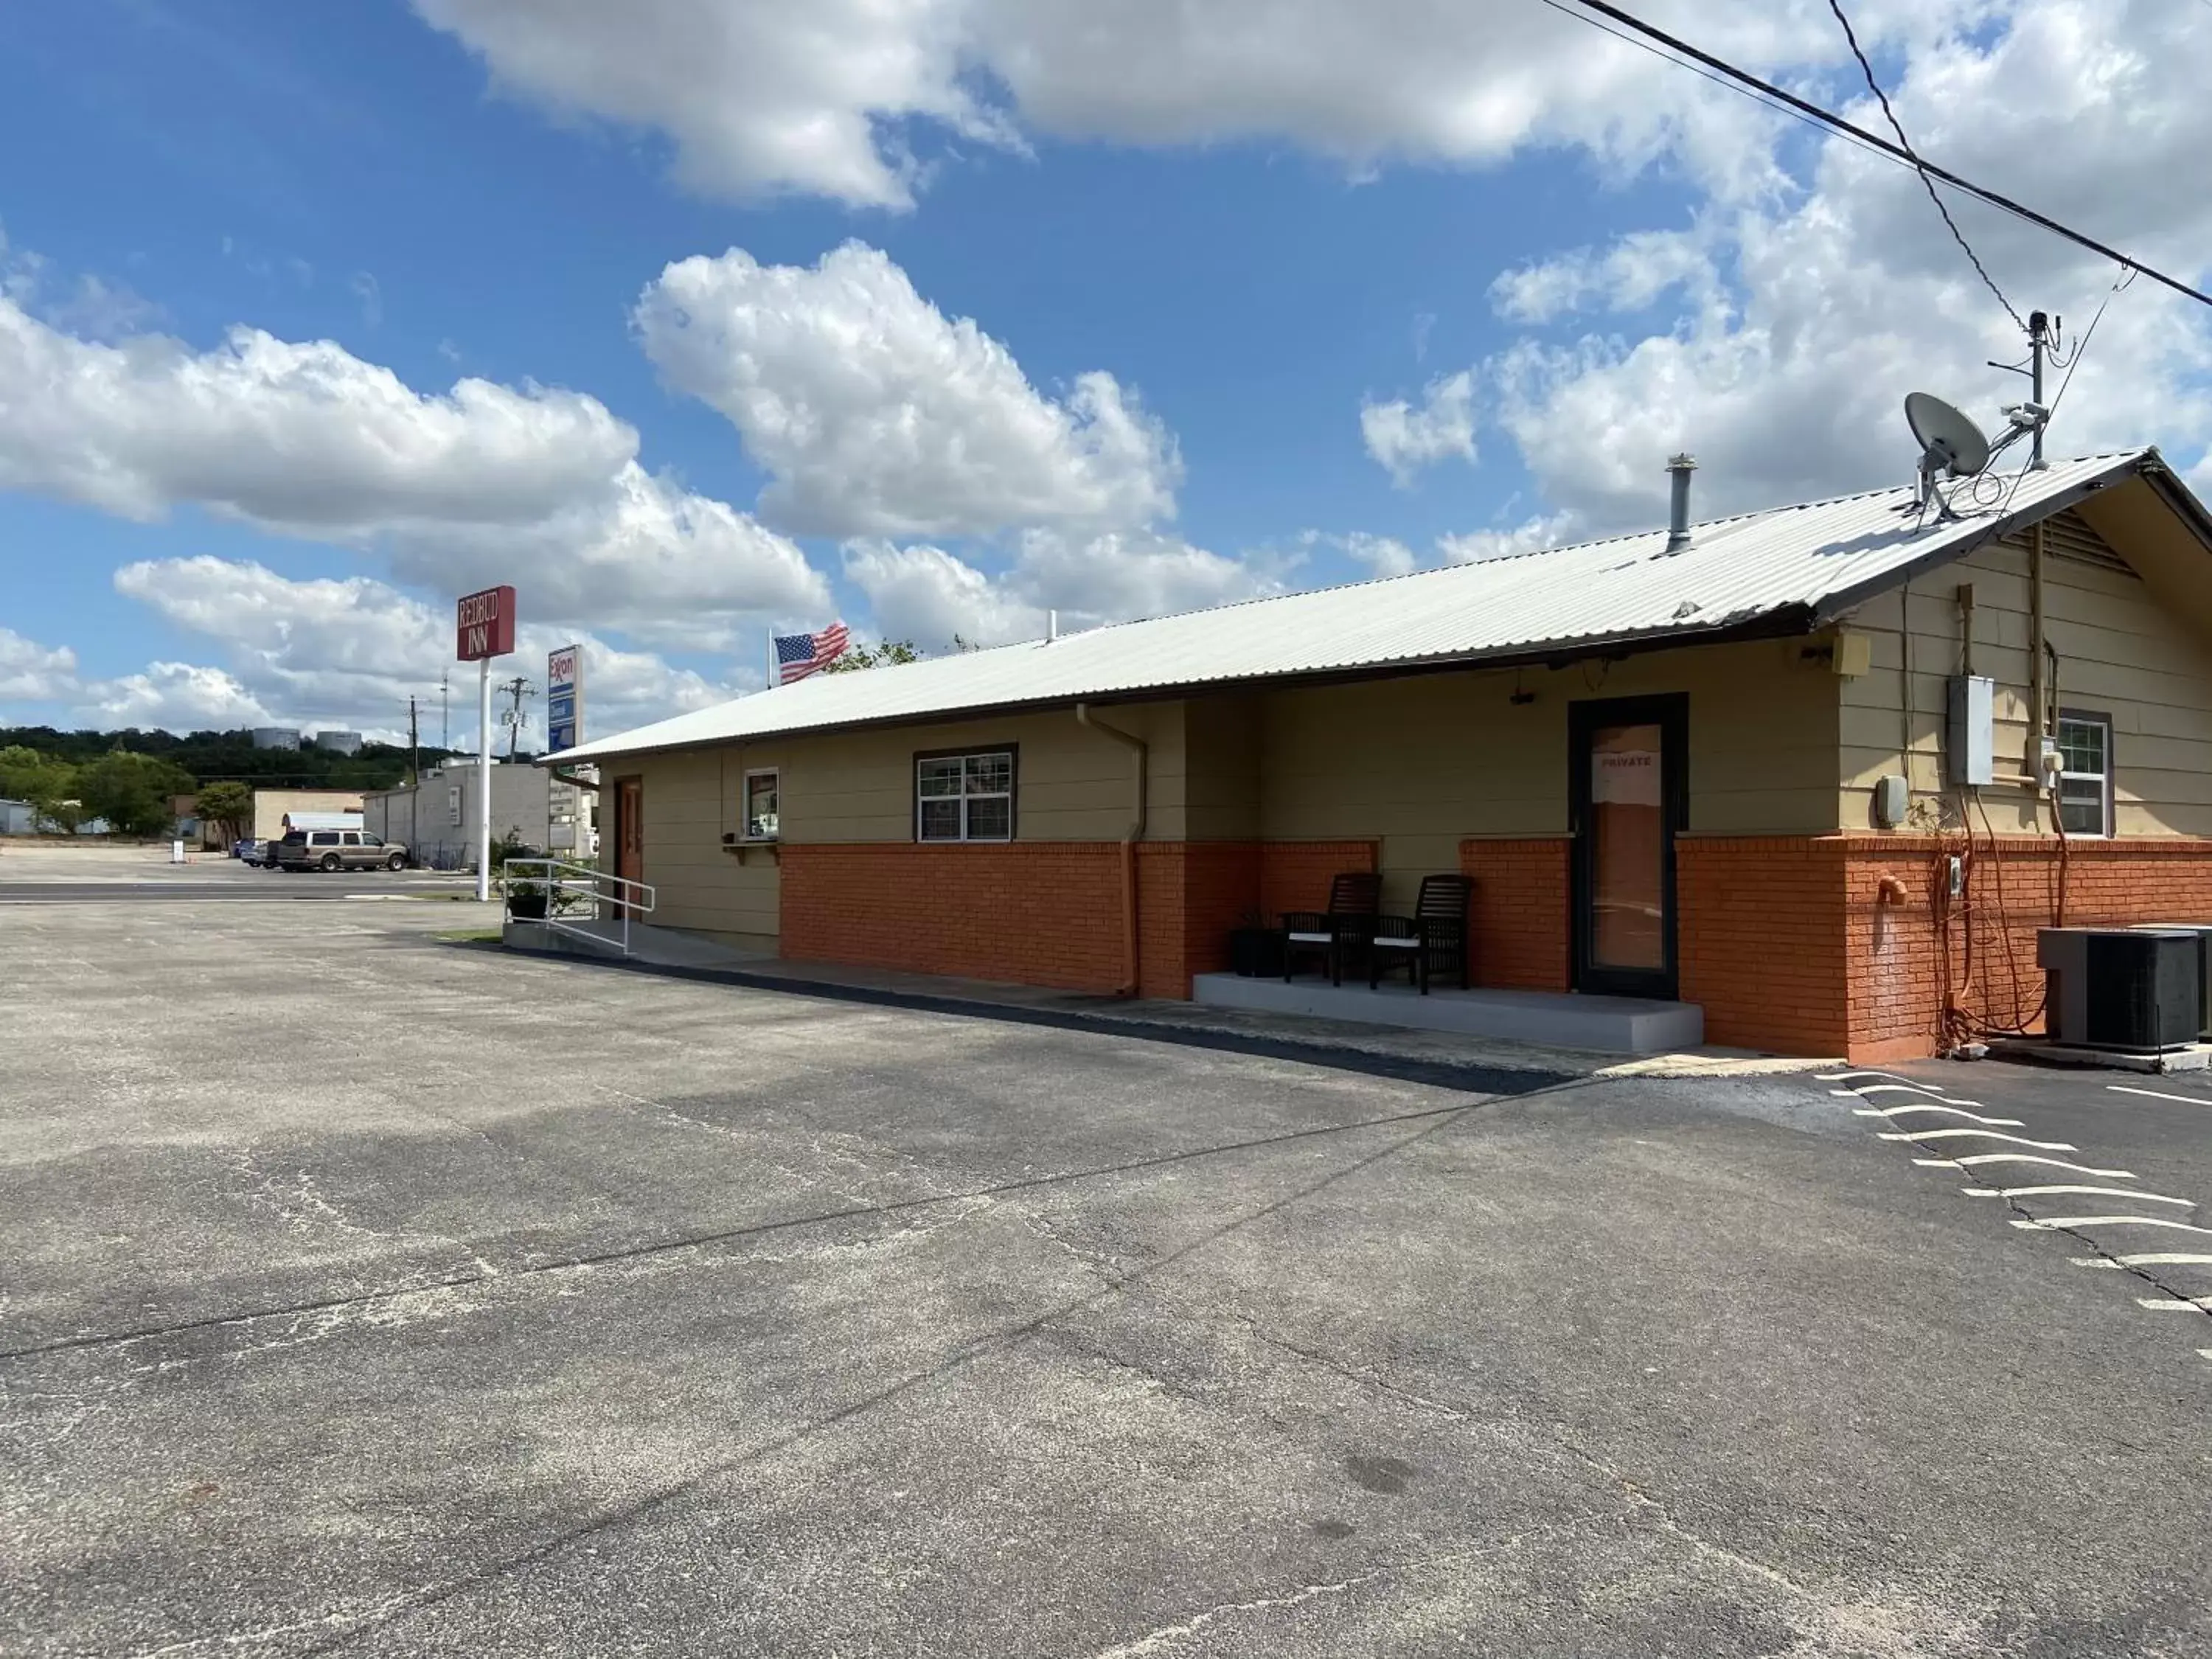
[555,451,2174,763]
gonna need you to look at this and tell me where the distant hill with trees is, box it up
[0,728,449,836]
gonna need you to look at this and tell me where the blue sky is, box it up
[0,0,2204,745]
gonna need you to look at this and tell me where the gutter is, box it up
[1076,703,1148,997]
[547,764,599,792]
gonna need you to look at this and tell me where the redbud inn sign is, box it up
[456,585,517,661]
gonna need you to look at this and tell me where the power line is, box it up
[1537,0,2212,312]
[1823,0,2025,333]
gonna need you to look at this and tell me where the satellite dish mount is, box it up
[1904,392,1992,522]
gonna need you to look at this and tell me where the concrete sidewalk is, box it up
[500,917,1832,1082]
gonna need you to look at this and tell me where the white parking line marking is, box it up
[1921,1154,2137,1178]
[1816,1071,1914,1083]
[2071,1257,2125,1269]
[1879,1128,2077,1150]
[1961,1185,2194,1206]
[2110,1253,2212,1269]
[2107,1085,2212,1107]
[2135,1296,2212,1311]
[1832,1084,1984,1105]
[2011,1215,2212,1234]
[1855,1104,2023,1126]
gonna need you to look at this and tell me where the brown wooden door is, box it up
[615,776,644,914]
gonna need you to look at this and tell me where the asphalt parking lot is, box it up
[5,881,2212,1656]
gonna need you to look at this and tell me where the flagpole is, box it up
[765,626,773,692]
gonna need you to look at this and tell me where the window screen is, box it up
[2056,712,2112,837]
[916,751,1015,842]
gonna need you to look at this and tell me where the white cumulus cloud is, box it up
[1360,370,1477,488]
[109,557,734,742]
[0,289,832,647]
[635,242,1180,540]
[0,629,80,703]
[410,0,1907,208]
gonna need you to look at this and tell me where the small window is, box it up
[311,831,338,846]
[742,770,779,841]
[915,748,1015,843]
[2056,711,2113,837]
[341,832,362,846]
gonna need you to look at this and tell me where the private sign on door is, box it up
[456,586,516,661]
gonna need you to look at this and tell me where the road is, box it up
[4,891,2211,1656]
[0,844,477,902]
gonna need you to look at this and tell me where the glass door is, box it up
[1569,695,1686,999]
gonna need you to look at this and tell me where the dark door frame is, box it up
[1568,693,1689,1001]
[613,774,644,915]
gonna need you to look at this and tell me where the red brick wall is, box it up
[1259,840,1379,919]
[1676,838,1852,1056]
[1672,835,2212,1062]
[1458,838,1571,991]
[780,843,1130,993]
[778,838,1377,1001]
[1838,836,2212,1062]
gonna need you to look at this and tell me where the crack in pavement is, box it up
[2,1099,1486,1366]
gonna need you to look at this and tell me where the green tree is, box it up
[821,639,925,674]
[195,779,254,844]
[0,745,80,829]
[77,751,195,839]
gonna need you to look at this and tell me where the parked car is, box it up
[272,828,409,872]
[231,838,258,862]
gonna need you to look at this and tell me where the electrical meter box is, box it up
[1947,675,1994,786]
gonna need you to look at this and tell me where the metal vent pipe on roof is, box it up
[1666,453,1698,553]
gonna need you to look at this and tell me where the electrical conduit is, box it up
[1077,704,1147,996]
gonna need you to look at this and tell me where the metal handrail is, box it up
[501,858,655,958]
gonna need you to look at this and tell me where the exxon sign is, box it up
[456,586,516,661]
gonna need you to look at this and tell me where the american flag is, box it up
[775,622,850,684]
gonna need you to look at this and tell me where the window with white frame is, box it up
[916,750,1015,842]
[2056,711,2113,836]
[742,769,779,841]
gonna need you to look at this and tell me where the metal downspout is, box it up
[1077,704,1148,996]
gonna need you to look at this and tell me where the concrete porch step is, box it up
[1191,973,1703,1056]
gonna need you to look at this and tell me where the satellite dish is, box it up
[1905,392,1992,479]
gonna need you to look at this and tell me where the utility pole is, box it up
[440,669,451,752]
[2029,309,2050,471]
[501,676,535,761]
[407,696,420,787]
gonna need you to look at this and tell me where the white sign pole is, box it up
[476,655,493,902]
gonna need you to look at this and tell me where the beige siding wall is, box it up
[608,701,1189,947]
[776,702,1188,844]
[1838,506,2212,835]
[611,747,784,951]
[1258,640,1840,906]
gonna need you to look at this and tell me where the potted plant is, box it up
[1227,909,1284,978]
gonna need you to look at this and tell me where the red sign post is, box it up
[456,585,517,661]
[455,585,517,902]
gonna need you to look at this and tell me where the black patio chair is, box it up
[1281,872,1382,987]
[1368,874,1473,994]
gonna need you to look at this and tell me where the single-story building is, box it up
[366,758,595,871]
[246,789,364,847]
[549,448,2212,1062]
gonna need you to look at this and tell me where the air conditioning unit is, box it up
[2037,928,2201,1051]
[2135,923,2212,1042]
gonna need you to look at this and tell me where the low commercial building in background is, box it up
[248,789,364,846]
[364,758,596,871]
